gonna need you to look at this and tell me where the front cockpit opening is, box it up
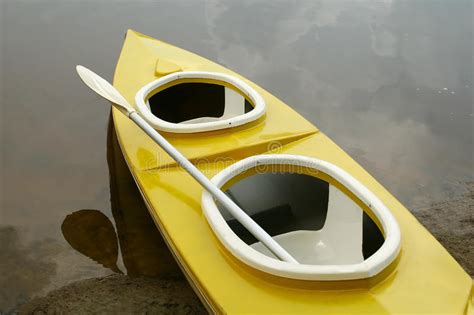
[148,82,254,124]
[135,71,267,133]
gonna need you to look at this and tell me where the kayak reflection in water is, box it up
[62,209,122,274]
[61,114,180,276]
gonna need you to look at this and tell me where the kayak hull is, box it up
[112,30,472,314]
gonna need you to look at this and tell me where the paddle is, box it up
[76,66,298,264]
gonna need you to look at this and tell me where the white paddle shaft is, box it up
[75,65,297,263]
[129,112,298,263]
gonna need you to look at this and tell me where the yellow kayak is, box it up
[112,29,472,314]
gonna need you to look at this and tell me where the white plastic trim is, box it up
[135,71,266,133]
[201,154,401,281]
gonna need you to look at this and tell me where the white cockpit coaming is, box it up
[201,154,401,281]
[135,71,266,133]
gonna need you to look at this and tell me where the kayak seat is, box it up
[224,173,330,244]
[250,185,364,265]
[179,87,247,124]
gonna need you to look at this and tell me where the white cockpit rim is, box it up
[135,71,266,133]
[201,154,401,281]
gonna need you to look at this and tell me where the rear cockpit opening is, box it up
[219,171,385,265]
[202,155,401,280]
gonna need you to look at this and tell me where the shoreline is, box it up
[18,184,473,313]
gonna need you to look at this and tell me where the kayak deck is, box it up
[112,30,472,314]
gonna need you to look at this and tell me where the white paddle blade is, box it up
[76,65,135,116]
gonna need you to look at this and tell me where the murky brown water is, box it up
[1,0,472,312]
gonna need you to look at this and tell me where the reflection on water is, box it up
[205,0,473,208]
[61,116,181,277]
[1,115,182,311]
[1,0,472,311]
[104,117,180,277]
[62,209,122,274]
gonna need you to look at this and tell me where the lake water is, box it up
[1,0,472,311]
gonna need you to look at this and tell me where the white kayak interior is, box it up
[250,185,364,265]
[201,154,401,281]
[135,71,266,133]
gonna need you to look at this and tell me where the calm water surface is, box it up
[1,0,472,311]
